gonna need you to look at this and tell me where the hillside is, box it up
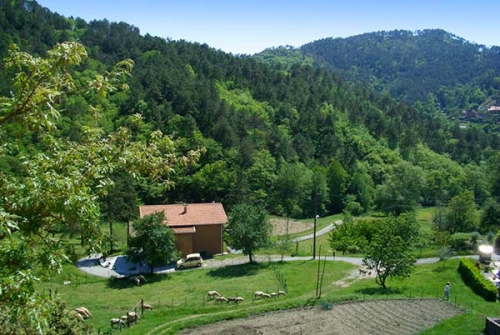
[255,29,500,115]
[2,0,500,217]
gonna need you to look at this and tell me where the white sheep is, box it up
[278,290,287,296]
[127,311,140,319]
[127,311,140,324]
[110,318,126,328]
[215,296,228,304]
[74,306,91,319]
[254,291,265,299]
[140,298,153,310]
[260,293,272,299]
[270,292,278,298]
[207,290,221,300]
[129,275,147,286]
[229,296,244,304]
[68,310,84,322]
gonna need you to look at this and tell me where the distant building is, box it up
[139,203,227,259]
[487,106,500,113]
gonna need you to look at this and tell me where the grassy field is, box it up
[47,207,498,334]
[47,256,500,335]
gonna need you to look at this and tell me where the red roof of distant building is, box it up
[139,203,227,227]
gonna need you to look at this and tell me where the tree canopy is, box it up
[362,213,419,289]
[0,41,201,334]
[126,211,178,274]
[224,203,273,263]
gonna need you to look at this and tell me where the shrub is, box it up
[458,258,498,302]
[449,233,473,253]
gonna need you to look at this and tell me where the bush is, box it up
[449,233,474,253]
[458,258,498,302]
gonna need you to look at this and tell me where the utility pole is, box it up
[313,191,318,260]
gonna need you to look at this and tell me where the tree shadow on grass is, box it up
[432,265,451,273]
[106,273,173,289]
[355,286,404,296]
[207,262,268,278]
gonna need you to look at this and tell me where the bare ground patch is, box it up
[178,299,463,335]
[270,219,313,236]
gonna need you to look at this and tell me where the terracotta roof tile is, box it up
[139,203,227,227]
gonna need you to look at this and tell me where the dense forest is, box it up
[2,0,500,223]
[257,30,500,121]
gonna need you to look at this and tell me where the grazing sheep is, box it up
[129,275,147,286]
[125,311,140,326]
[270,292,278,298]
[215,296,228,304]
[120,315,128,322]
[229,296,244,304]
[278,290,287,296]
[254,291,265,299]
[68,310,84,322]
[74,307,91,319]
[140,298,153,310]
[260,293,272,299]
[127,311,140,319]
[207,290,221,300]
[110,318,126,328]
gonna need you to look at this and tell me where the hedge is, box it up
[458,258,498,302]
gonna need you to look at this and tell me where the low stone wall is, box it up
[485,318,500,335]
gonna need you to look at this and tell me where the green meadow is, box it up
[47,207,499,334]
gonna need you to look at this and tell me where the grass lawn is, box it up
[45,206,497,334]
[45,256,500,335]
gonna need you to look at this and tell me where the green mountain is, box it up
[2,0,500,220]
[256,29,500,115]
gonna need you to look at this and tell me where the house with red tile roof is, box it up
[139,202,227,258]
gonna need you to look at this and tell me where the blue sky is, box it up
[37,0,499,55]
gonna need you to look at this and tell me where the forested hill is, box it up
[2,0,500,221]
[256,30,500,114]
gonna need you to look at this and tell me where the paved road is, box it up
[292,220,340,242]
[76,219,500,279]
[77,252,500,279]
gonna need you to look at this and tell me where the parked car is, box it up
[176,253,203,269]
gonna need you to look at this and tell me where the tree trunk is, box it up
[109,221,114,254]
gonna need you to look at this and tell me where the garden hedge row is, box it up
[458,258,498,302]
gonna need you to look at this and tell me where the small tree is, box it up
[437,246,453,268]
[276,219,293,261]
[362,213,419,289]
[224,203,272,263]
[126,212,178,274]
[445,190,478,233]
[479,198,500,234]
[328,214,364,255]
